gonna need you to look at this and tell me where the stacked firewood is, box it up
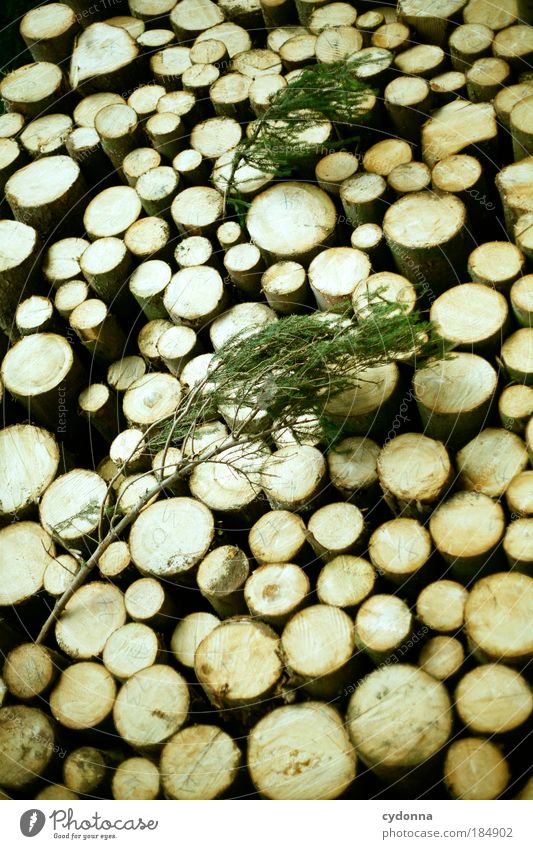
[0,0,532,802]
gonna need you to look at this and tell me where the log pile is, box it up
[0,0,532,803]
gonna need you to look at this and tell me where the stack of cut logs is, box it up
[0,0,533,802]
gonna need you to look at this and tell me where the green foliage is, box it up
[147,298,445,455]
[225,61,376,217]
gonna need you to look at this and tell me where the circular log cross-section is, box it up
[136,166,179,218]
[468,240,525,294]
[110,428,149,475]
[115,472,160,516]
[261,445,327,512]
[84,186,142,241]
[430,283,509,355]
[430,72,468,106]
[171,186,224,238]
[413,353,498,449]
[325,362,401,438]
[170,0,224,43]
[6,155,86,239]
[363,138,412,177]
[340,172,388,228]
[1,329,84,427]
[0,424,59,524]
[79,383,120,443]
[0,706,56,790]
[352,271,417,320]
[504,519,533,574]
[444,739,510,800]
[464,572,533,665]
[108,356,147,394]
[245,562,310,627]
[501,328,533,386]
[511,275,533,328]
[224,243,266,299]
[418,636,464,682]
[164,266,227,329]
[431,153,485,212]
[388,162,432,195]
[197,545,250,618]
[377,433,453,519]
[306,502,366,561]
[103,622,160,681]
[0,521,55,606]
[124,577,175,627]
[383,191,469,293]
[195,617,283,711]
[281,603,356,699]
[511,96,533,161]
[70,299,127,364]
[80,236,133,310]
[54,281,89,321]
[3,643,60,701]
[456,428,529,498]
[157,326,199,376]
[316,555,376,611]
[20,114,73,159]
[422,100,498,169]
[455,664,532,735]
[112,758,160,801]
[0,62,64,117]
[261,261,310,314]
[21,4,79,64]
[50,662,116,731]
[63,747,107,797]
[170,611,220,669]
[247,182,337,265]
[0,111,25,139]
[114,665,189,752]
[326,436,381,503]
[123,147,162,187]
[355,594,414,664]
[466,57,510,104]
[16,296,56,337]
[315,150,359,198]
[122,372,181,430]
[98,540,132,583]
[161,725,242,800]
[209,301,277,349]
[346,663,452,783]
[308,247,371,311]
[449,23,494,71]
[94,104,143,178]
[416,580,468,634]
[506,470,533,518]
[384,75,432,143]
[248,702,356,800]
[130,260,171,320]
[369,518,432,586]
[129,497,215,581]
[0,220,41,336]
[430,492,505,580]
[248,510,307,565]
[39,468,108,553]
[44,236,90,289]
[55,582,126,660]
[188,439,266,516]
[44,553,82,599]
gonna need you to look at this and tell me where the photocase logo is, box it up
[20,810,46,838]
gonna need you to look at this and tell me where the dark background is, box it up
[0,1,39,74]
